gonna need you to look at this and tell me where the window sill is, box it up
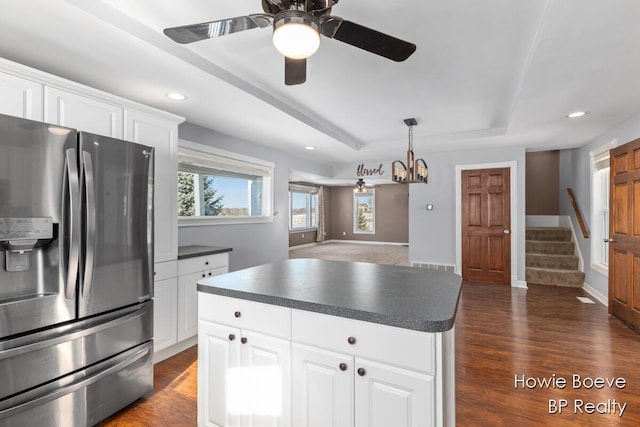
[289,228,318,233]
[179,216,274,227]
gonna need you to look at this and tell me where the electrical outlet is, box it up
[301,234,304,238]
[343,231,346,236]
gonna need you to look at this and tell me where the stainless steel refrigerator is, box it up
[0,113,154,425]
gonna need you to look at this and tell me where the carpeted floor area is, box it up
[289,242,409,266]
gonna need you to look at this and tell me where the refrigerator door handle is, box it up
[82,150,96,298]
[63,148,80,300]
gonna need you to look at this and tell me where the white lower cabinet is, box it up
[354,359,434,427]
[153,261,178,354]
[153,276,178,352]
[292,344,354,427]
[155,253,229,362]
[292,345,435,427]
[198,321,291,427]
[198,293,452,427]
[178,253,229,342]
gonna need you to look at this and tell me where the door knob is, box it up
[503,229,510,235]
[604,238,615,243]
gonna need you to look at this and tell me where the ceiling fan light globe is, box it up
[273,23,320,59]
[272,10,320,59]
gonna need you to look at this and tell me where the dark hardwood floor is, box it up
[100,283,640,426]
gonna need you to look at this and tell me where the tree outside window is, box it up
[353,190,375,234]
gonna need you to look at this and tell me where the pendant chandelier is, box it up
[354,178,367,193]
[391,118,428,184]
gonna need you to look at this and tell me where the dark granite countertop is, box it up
[178,245,232,260]
[197,258,462,332]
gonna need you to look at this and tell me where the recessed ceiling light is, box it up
[567,111,587,118]
[305,146,316,150]
[167,92,188,101]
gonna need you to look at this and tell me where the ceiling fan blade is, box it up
[164,14,272,44]
[321,17,416,62]
[262,0,291,14]
[285,57,306,86]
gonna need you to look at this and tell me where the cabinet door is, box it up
[125,109,178,263]
[177,271,201,341]
[153,277,178,352]
[355,359,435,427]
[0,72,42,120]
[178,266,228,342]
[292,344,353,427]
[240,331,291,427]
[44,86,123,137]
[199,321,241,427]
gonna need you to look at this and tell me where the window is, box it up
[591,146,610,273]
[178,141,274,226]
[289,185,318,230]
[353,189,375,234]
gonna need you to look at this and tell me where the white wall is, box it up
[178,122,332,272]
[408,147,527,283]
[559,110,640,299]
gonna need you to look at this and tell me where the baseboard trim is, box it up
[153,336,197,364]
[324,239,409,246]
[582,282,608,307]
[289,242,320,251]
[512,279,528,289]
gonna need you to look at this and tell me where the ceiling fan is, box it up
[163,0,416,85]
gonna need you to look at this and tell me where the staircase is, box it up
[526,227,585,287]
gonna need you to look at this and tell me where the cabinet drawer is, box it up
[178,253,228,275]
[154,261,177,282]
[198,293,290,339]
[291,310,436,374]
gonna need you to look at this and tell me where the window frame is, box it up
[177,140,275,227]
[289,184,319,231]
[590,142,614,275]
[353,188,376,234]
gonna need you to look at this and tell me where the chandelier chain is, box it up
[408,125,414,151]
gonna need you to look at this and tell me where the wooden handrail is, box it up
[567,188,590,238]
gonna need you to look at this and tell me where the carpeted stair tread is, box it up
[526,227,572,242]
[526,266,585,287]
[525,227,584,288]
[525,240,575,255]
[526,253,579,269]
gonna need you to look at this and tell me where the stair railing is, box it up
[567,188,590,238]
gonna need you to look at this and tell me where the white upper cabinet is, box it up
[0,71,43,120]
[125,109,179,263]
[44,86,123,138]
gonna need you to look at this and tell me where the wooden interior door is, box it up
[462,168,511,284]
[609,139,640,332]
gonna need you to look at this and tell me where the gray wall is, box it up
[559,111,640,298]
[526,150,559,215]
[178,122,332,271]
[409,147,527,283]
[328,184,409,243]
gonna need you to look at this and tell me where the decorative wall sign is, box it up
[356,163,385,177]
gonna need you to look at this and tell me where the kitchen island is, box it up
[197,258,462,427]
